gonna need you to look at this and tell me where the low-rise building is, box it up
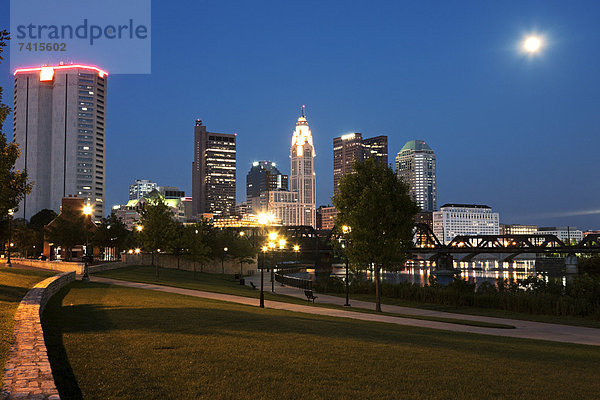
[536,227,583,244]
[316,206,338,230]
[500,224,538,235]
[433,204,499,244]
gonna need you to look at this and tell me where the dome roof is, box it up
[400,140,432,152]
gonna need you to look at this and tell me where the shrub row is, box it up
[313,272,600,319]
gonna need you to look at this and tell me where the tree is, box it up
[139,197,175,280]
[45,207,92,261]
[333,158,419,312]
[230,233,256,277]
[29,209,58,230]
[167,223,188,269]
[0,30,32,217]
[93,214,131,260]
[186,221,212,279]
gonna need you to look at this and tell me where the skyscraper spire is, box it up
[301,104,306,118]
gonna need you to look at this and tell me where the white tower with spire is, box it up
[290,105,316,227]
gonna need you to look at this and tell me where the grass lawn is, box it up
[0,267,56,386]
[43,281,600,400]
[94,266,514,329]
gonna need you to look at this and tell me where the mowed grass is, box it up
[0,267,55,385]
[43,281,600,400]
[94,266,514,329]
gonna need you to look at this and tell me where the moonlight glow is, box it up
[523,36,542,53]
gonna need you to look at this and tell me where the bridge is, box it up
[412,223,600,272]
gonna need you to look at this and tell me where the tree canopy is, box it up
[333,158,419,311]
[0,30,31,217]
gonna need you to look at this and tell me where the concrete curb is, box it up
[1,272,75,400]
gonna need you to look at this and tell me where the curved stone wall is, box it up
[1,271,75,400]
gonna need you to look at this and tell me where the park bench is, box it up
[304,290,318,302]
[249,282,257,290]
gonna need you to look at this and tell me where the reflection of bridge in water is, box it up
[412,223,600,273]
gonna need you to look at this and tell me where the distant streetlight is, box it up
[293,244,300,263]
[82,205,93,282]
[341,225,351,307]
[6,209,14,268]
[137,225,143,232]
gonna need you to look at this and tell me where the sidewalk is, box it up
[89,275,600,346]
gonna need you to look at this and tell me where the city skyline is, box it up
[1,1,599,228]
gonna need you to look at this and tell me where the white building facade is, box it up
[129,179,158,200]
[396,140,437,212]
[267,190,301,226]
[13,64,107,221]
[536,227,583,244]
[289,106,316,227]
[433,204,499,244]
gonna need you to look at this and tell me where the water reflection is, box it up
[301,258,563,287]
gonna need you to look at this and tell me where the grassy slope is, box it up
[94,266,514,329]
[0,267,55,385]
[44,281,600,400]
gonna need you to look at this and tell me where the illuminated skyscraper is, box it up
[289,106,316,227]
[333,133,388,194]
[396,140,437,212]
[192,120,236,217]
[13,64,108,221]
[246,161,288,214]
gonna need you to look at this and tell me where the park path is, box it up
[89,275,600,346]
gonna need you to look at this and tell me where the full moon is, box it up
[523,36,542,53]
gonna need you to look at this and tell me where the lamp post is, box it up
[222,247,228,274]
[342,225,351,307]
[6,209,14,268]
[260,245,267,308]
[81,204,93,282]
[293,244,300,263]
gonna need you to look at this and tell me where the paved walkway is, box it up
[89,275,600,346]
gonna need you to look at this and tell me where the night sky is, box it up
[1,0,599,229]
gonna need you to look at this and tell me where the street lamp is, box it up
[6,209,14,267]
[81,204,93,282]
[293,244,300,263]
[260,245,268,308]
[342,225,351,307]
[222,247,228,274]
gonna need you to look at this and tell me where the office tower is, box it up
[433,204,499,244]
[246,161,288,214]
[362,135,388,165]
[13,64,108,221]
[396,140,437,212]
[289,106,316,227]
[129,179,157,200]
[192,120,236,217]
[333,133,389,195]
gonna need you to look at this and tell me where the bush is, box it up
[314,272,600,319]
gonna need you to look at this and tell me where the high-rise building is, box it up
[396,140,437,212]
[129,179,158,200]
[433,204,499,244]
[333,133,388,194]
[13,64,108,221]
[289,106,316,227]
[192,120,236,217]
[246,161,288,214]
